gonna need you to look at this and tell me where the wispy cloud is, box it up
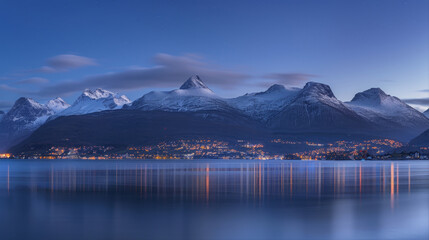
[0,101,13,111]
[4,53,320,98]
[16,77,49,85]
[0,77,12,81]
[0,84,30,94]
[35,53,250,97]
[262,73,318,87]
[36,54,97,73]
[403,98,429,106]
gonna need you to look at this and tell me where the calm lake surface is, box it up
[0,159,428,240]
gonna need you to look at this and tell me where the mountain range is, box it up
[0,97,69,151]
[0,89,130,151]
[2,75,429,154]
[53,88,130,118]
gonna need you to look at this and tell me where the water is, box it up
[0,159,428,240]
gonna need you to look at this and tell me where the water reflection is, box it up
[1,160,428,205]
[0,160,428,240]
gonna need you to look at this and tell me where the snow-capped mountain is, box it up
[345,88,429,139]
[46,97,70,113]
[268,82,370,132]
[127,75,235,112]
[55,88,130,117]
[1,98,54,129]
[0,97,67,151]
[4,76,429,152]
[228,84,300,121]
[424,109,429,118]
[0,89,130,151]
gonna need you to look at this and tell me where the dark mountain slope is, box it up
[409,129,429,146]
[267,82,372,134]
[10,109,268,154]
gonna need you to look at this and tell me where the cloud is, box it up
[403,98,429,106]
[0,84,34,95]
[262,73,318,86]
[0,84,23,93]
[419,89,429,93]
[0,101,13,111]
[35,53,250,97]
[37,54,97,73]
[0,77,12,81]
[408,104,428,112]
[16,77,49,85]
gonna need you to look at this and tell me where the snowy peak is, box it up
[1,97,53,129]
[228,84,300,121]
[77,88,130,106]
[346,88,422,114]
[180,75,209,90]
[127,75,226,112]
[82,88,115,100]
[299,82,336,99]
[46,97,70,113]
[265,84,286,93]
[112,95,131,106]
[5,97,69,118]
[424,109,429,118]
[345,88,429,139]
[350,88,392,106]
[13,97,45,110]
[267,82,368,133]
[55,89,131,117]
[0,97,63,151]
[247,84,299,97]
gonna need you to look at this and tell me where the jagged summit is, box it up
[267,81,367,133]
[180,75,209,90]
[46,97,70,113]
[345,88,429,139]
[228,83,300,122]
[127,75,226,112]
[362,88,386,95]
[78,88,130,106]
[1,97,52,133]
[300,82,336,99]
[54,88,130,117]
[82,88,115,100]
[3,80,429,153]
[265,84,286,93]
[4,97,71,124]
[47,97,66,103]
[12,97,45,110]
[350,88,390,105]
[0,97,57,152]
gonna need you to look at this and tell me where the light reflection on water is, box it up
[0,159,428,240]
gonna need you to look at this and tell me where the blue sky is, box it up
[0,0,428,111]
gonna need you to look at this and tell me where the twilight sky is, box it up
[0,0,428,111]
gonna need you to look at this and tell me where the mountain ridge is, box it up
[0,97,70,151]
[3,75,429,153]
[345,88,429,139]
[53,88,130,117]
